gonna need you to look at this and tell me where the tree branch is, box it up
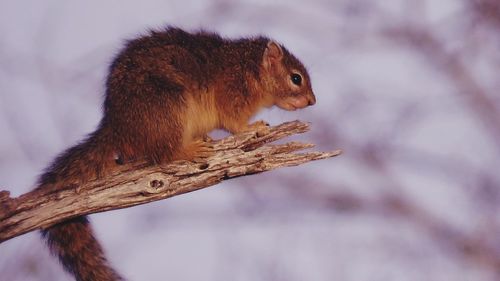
[0,120,340,243]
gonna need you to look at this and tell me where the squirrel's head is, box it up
[261,41,316,111]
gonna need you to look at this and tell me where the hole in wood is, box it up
[199,163,209,170]
[149,180,164,189]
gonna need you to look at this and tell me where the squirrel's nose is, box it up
[308,94,316,106]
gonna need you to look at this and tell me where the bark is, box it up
[0,120,340,243]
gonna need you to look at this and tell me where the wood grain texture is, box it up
[0,120,340,243]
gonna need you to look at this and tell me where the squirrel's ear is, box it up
[263,40,283,69]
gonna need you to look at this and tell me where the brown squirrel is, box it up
[36,27,316,281]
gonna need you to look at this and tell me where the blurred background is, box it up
[1,0,500,280]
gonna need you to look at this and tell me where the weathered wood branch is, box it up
[0,120,340,243]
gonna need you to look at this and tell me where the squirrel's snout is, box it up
[307,94,316,106]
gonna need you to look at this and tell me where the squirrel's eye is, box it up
[291,73,302,86]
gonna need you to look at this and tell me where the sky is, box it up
[1,0,499,281]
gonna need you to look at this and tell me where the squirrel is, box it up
[36,27,316,281]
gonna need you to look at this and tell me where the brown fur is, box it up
[38,26,315,281]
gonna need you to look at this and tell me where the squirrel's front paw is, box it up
[202,134,214,143]
[247,120,271,137]
[178,139,215,162]
[191,139,215,162]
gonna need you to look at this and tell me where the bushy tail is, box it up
[42,217,123,281]
[37,127,123,281]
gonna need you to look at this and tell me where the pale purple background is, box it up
[1,1,499,280]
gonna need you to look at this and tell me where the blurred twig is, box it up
[383,25,500,152]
